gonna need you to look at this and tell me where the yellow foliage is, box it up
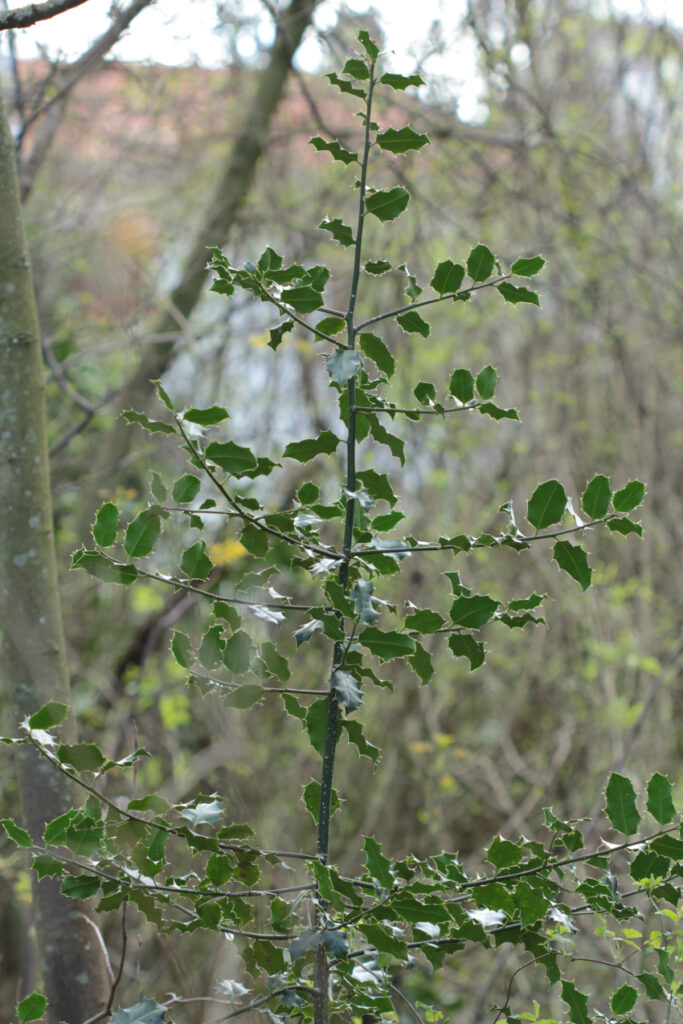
[209,538,248,566]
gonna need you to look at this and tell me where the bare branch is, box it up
[0,0,90,30]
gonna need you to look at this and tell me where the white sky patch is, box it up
[1,0,680,125]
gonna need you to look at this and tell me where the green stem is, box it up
[316,60,376,867]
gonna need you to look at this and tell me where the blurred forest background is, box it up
[1,0,682,1020]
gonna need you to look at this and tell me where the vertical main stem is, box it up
[314,61,376,1024]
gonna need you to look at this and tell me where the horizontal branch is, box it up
[353,403,481,416]
[0,0,89,30]
[355,276,509,331]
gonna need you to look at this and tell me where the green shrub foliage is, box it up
[4,34,680,1024]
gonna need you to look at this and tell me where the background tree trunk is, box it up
[0,83,110,1024]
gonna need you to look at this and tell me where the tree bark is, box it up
[78,0,320,530]
[0,83,110,1024]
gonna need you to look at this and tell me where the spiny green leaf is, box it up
[319,217,355,247]
[342,57,369,79]
[360,627,416,660]
[124,510,161,558]
[486,836,522,868]
[1,818,32,847]
[331,670,362,712]
[180,540,212,579]
[28,701,69,729]
[281,286,324,313]
[171,630,194,669]
[377,126,429,154]
[342,719,381,763]
[153,382,174,411]
[294,619,323,646]
[448,634,485,670]
[365,187,410,222]
[223,629,252,674]
[355,469,397,505]
[121,409,175,434]
[498,282,540,305]
[364,835,393,888]
[62,874,100,899]
[205,440,257,476]
[150,471,167,503]
[309,136,358,165]
[359,333,395,377]
[283,431,340,462]
[357,28,379,59]
[17,993,48,1023]
[351,578,378,625]
[553,541,592,590]
[610,984,637,1015]
[322,928,349,957]
[316,315,346,336]
[607,518,643,537]
[637,972,667,1001]
[224,684,264,709]
[449,368,474,402]
[646,772,676,825]
[396,310,430,336]
[71,548,138,585]
[357,921,406,958]
[404,609,445,634]
[326,349,361,385]
[326,71,365,98]
[409,642,434,683]
[561,980,590,1024]
[450,595,499,629]
[183,405,229,426]
[306,698,332,758]
[380,71,424,90]
[605,772,640,835]
[198,624,225,670]
[92,501,119,547]
[111,999,167,1024]
[612,479,645,512]
[430,260,465,295]
[172,473,201,504]
[303,780,340,825]
[511,255,545,276]
[581,474,612,519]
[527,479,567,530]
[364,259,392,275]
[467,243,495,282]
[479,402,519,421]
[475,365,498,400]
[269,318,294,351]
[56,742,104,772]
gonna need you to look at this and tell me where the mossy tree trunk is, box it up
[0,84,110,1024]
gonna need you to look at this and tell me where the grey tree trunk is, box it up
[0,83,110,1024]
[78,0,319,532]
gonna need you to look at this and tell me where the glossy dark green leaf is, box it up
[359,333,395,377]
[71,548,138,585]
[409,642,434,683]
[240,522,268,557]
[172,473,201,504]
[303,779,340,824]
[612,480,646,512]
[224,684,264,709]
[404,609,444,633]
[511,255,545,276]
[62,874,100,899]
[610,985,637,1015]
[319,217,355,247]
[150,471,167,503]
[342,719,380,763]
[281,286,324,313]
[357,922,406,958]
[553,541,592,591]
[448,634,485,670]
[497,282,540,305]
[360,627,416,660]
[646,772,676,824]
[475,365,498,400]
[364,259,392,275]
[357,28,379,58]
[283,431,339,462]
[322,928,349,957]
[199,624,225,670]
[561,981,590,1024]
[478,402,519,421]
[581,474,611,518]
[450,595,499,629]
[28,700,69,729]
[380,72,424,90]
[17,993,48,1023]
[607,518,643,537]
[449,368,474,402]
[316,316,346,336]
[377,126,429,154]
[331,670,362,712]
[326,72,365,98]
[205,440,257,476]
[309,136,358,164]
[223,630,252,675]
[356,469,397,505]
[527,479,567,530]
[268,318,294,351]
[364,835,393,888]
[56,742,104,772]
[342,57,369,79]
[486,836,522,869]
[1,818,32,847]
[605,772,640,835]
[467,243,495,282]
[180,540,212,579]
[183,405,229,426]
[92,501,119,547]
[372,510,405,531]
[515,881,548,926]
[121,409,176,435]
[305,698,332,758]
[124,510,161,558]
[637,972,667,1000]
[430,260,465,296]
[396,310,430,336]
[326,349,361,384]
[365,187,410,222]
